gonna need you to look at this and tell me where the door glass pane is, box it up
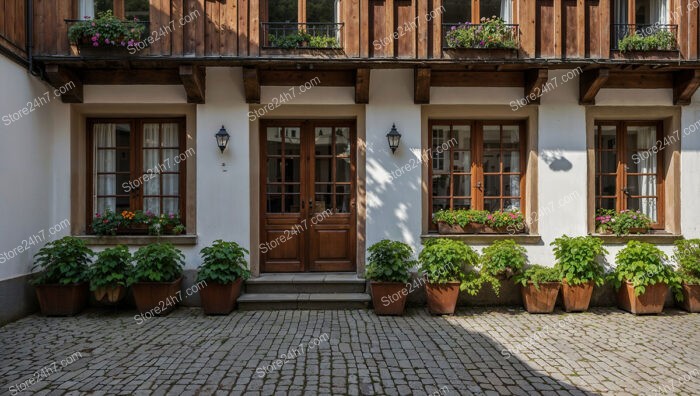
[143,124,159,147]
[503,199,520,211]
[285,128,301,156]
[453,125,470,149]
[600,175,617,196]
[97,175,116,195]
[314,194,332,212]
[432,175,450,196]
[267,158,282,182]
[96,150,116,172]
[483,126,500,149]
[452,175,470,197]
[315,127,333,156]
[308,0,337,23]
[442,0,472,24]
[432,126,450,150]
[267,195,283,213]
[483,151,500,172]
[267,127,283,156]
[503,175,520,197]
[627,175,657,197]
[285,158,301,182]
[628,197,657,222]
[316,184,333,194]
[484,199,500,212]
[163,149,180,171]
[503,151,520,172]
[143,149,160,170]
[336,195,350,213]
[502,125,520,149]
[453,198,471,210]
[269,0,298,22]
[336,158,351,182]
[335,127,351,156]
[316,158,332,182]
[285,194,301,213]
[453,152,470,172]
[483,175,501,197]
[432,126,450,172]
[144,197,160,215]
[599,151,617,173]
[432,198,449,212]
[598,126,617,149]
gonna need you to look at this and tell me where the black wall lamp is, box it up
[386,123,402,154]
[215,125,230,153]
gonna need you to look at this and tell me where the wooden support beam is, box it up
[673,69,700,105]
[44,65,83,103]
[355,68,370,104]
[524,69,549,105]
[179,65,206,104]
[414,67,431,104]
[243,67,260,104]
[579,68,609,105]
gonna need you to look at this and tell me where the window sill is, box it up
[74,235,198,246]
[590,232,683,245]
[420,234,542,245]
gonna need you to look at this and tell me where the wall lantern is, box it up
[215,125,230,153]
[386,123,402,154]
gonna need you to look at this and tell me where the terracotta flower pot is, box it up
[425,282,461,315]
[617,281,668,315]
[131,277,182,315]
[200,278,243,315]
[93,285,127,305]
[680,283,700,313]
[437,222,484,234]
[561,280,594,312]
[521,282,560,314]
[370,281,408,316]
[35,283,89,316]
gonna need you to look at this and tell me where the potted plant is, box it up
[444,17,519,59]
[418,238,480,315]
[433,209,488,234]
[31,237,93,316]
[551,235,608,312]
[197,240,251,315]
[129,243,185,315]
[88,245,132,305]
[672,239,700,313]
[595,209,651,236]
[68,11,146,55]
[610,241,682,315]
[365,240,417,316]
[477,239,527,296]
[91,209,184,236]
[485,209,526,234]
[514,265,561,314]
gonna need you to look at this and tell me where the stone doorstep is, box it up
[245,273,368,294]
[237,292,371,310]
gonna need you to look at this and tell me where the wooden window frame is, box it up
[443,0,513,24]
[594,120,665,230]
[428,119,527,231]
[261,0,338,23]
[85,0,147,20]
[86,117,187,232]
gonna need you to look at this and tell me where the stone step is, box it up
[245,273,367,294]
[238,293,371,310]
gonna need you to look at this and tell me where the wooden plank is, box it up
[195,0,205,56]
[579,67,609,104]
[673,69,700,105]
[520,0,537,57]
[222,0,237,56]
[554,0,562,58]
[605,71,673,89]
[431,71,524,87]
[114,0,125,18]
[355,68,370,104]
[171,0,184,56]
[238,0,248,56]
[628,0,635,25]
[57,0,71,54]
[343,0,360,56]
[243,67,260,103]
[416,0,428,58]
[524,68,549,104]
[414,67,430,104]
[179,65,206,103]
[260,70,356,86]
[536,0,554,57]
[206,0,219,55]
[576,0,585,58]
[563,0,577,57]
[360,0,370,57]
[45,65,83,103]
[249,0,259,56]
[396,0,415,58]
[386,0,394,57]
[431,0,442,58]
[149,0,161,55]
[599,0,609,58]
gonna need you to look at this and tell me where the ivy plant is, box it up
[618,30,676,52]
[610,241,682,299]
[477,239,527,296]
[129,243,185,284]
[365,240,416,283]
[513,265,561,290]
[197,240,251,284]
[418,238,481,295]
[31,237,94,285]
[551,235,607,286]
[88,245,132,291]
[672,239,700,285]
[432,209,489,226]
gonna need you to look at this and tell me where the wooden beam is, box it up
[243,67,260,104]
[605,71,673,89]
[259,70,356,86]
[431,71,524,87]
[414,67,431,104]
[81,69,182,85]
[579,68,609,105]
[524,69,549,105]
[576,0,586,58]
[355,68,370,104]
[673,69,700,105]
[44,65,83,103]
[179,65,206,104]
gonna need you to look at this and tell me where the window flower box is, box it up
[442,17,519,57]
[595,209,651,236]
[433,209,526,235]
[92,210,184,236]
[67,11,147,56]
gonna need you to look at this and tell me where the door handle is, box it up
[476,182,483,190]
[622,187,631,196]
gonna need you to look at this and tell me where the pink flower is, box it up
[91,22,96,26]
[93,42,99,47]
[91,36,98,42]
[96,213,101,218]
[105,38,110,44]
[120,41,126,46]
[96,33,100,37]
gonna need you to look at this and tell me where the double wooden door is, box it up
[260,120,356,272]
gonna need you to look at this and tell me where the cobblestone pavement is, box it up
[1,307,699,395]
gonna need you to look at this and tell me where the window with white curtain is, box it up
[442,0,512,24]
[89,118,186,222]
[78,0,149,20]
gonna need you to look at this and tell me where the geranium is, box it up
[68,10,145,48]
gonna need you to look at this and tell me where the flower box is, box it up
[116,223,149,235]
[612,50,679,60]
[437,222,484,234]
[443,48,519,60]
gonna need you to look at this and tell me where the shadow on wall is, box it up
[540,150,573,172]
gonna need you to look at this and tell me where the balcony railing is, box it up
[261,22,344,49]
[442,22,519,50]
[612,24,678,51]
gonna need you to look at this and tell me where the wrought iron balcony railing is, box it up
[612,24,678,51]
[442,22,519,50]
[261,22,344,50]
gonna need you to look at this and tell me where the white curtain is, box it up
[508,153,520,210]
[79,0,95,18]
[94,123,116,214]
[500,0,512,24]
[650,0,668,25]
[637,127,657,222]
[161,124,180,215]
[143,124,160,214]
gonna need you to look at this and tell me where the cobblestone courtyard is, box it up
[1,307,698,395]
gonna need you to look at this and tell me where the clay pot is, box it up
[370,281,408,316]
[679,283,700,313]
[561,280,594,312]
[521,282,560,313]
[425,282,461,315]
[93,285,127,305]
[131,277,182,315]
[200,278,243,315]
[617,281,668,315]
[35,283,89,316]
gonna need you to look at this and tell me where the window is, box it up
[87,118,186,225]
[429,121,526,228]
[594,121,664,227]
[78,0,149,20]
[265,0,339,23]
[443,0,512,24]
[613,0,668,25]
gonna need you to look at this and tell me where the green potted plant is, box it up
[432,209,489,234]
[485,209,526,234]
[610,241,682,315]
[31,237,93,316]
[477,239,527,296]
[672,239,700,313]
[514,265,561,314]
[444,17,518,50]
[88,245,132,305]
[129,243,185,315]
[68,10,146,55]
[418,238,480,315]
[618,30,676,53]
[595,209,651,236]
[551,235,607,312]
[197,240,251,315]
[365,240,416,316]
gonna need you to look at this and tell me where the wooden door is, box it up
[260,120,356,272]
